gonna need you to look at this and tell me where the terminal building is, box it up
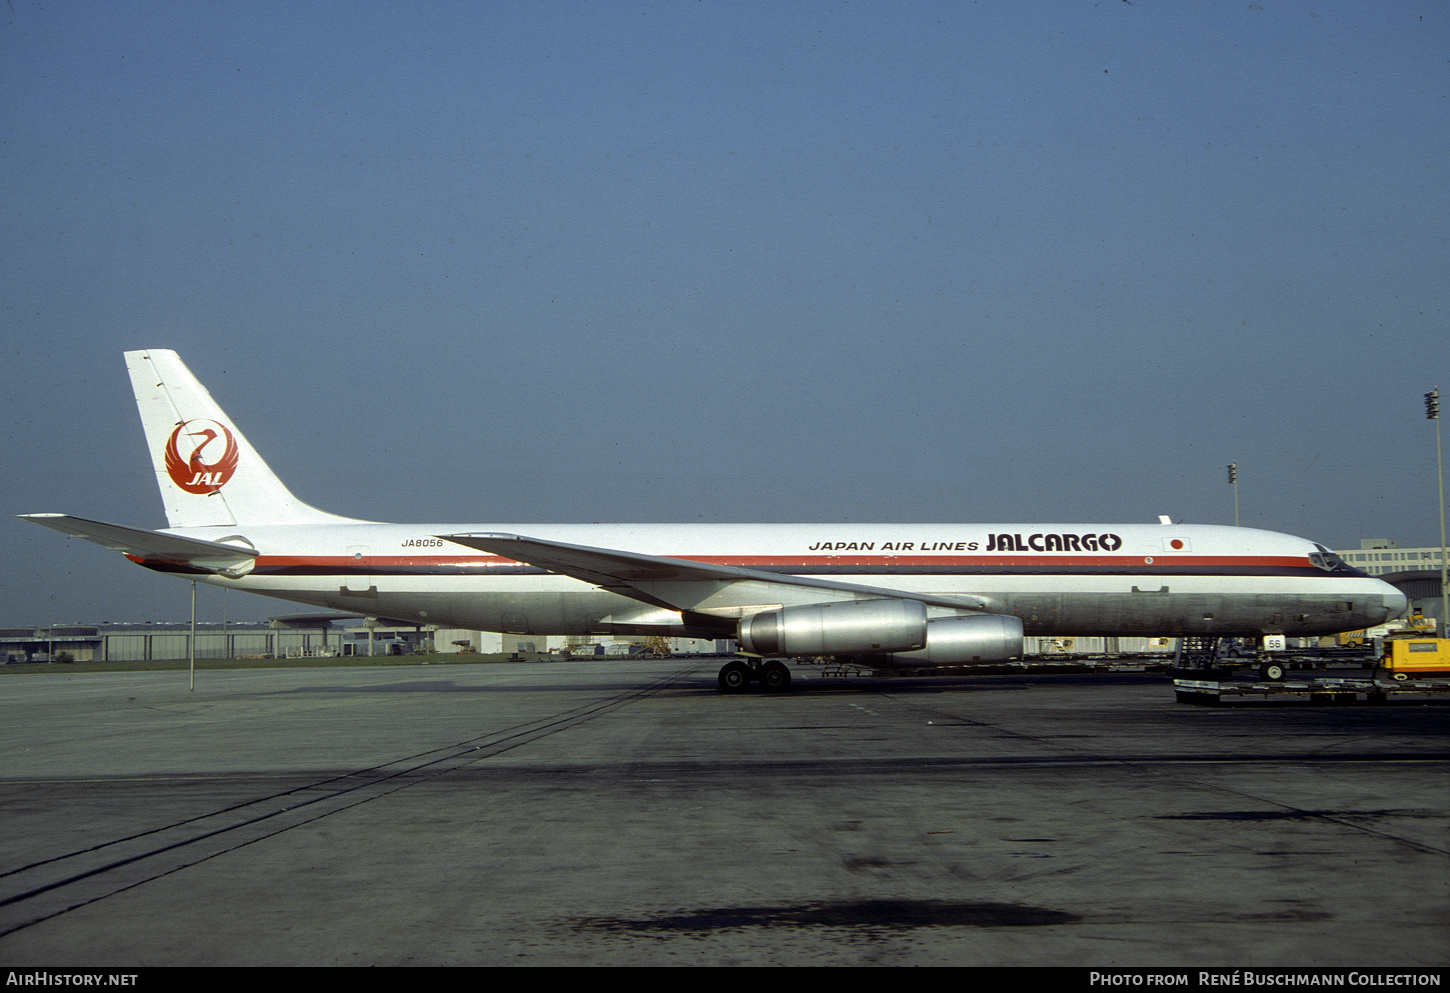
[3,616,364,664]
[0,616,726,665]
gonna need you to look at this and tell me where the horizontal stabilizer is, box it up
[441,532,995,615]
[19,514,258,578]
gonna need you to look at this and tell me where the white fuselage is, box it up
[149,521,1406,641]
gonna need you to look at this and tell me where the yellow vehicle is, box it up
[1381,638,1450,680]
[1336,627,1382,647]
[1338,611,1435,648]
[1397,610,1437,634]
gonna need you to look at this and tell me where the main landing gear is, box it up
[717,658,792,693]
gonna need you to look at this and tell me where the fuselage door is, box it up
[344,546,373,594]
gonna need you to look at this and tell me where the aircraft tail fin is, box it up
[125,349,358,528]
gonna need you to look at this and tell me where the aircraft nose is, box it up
[1376,581,1408,624]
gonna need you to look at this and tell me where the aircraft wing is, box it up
[441,531,996,618]
[19,514,258,578]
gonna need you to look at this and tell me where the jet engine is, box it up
[737,599,928,656]
[871,613,1024,666]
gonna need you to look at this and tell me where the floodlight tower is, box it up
[1227,463,1239,527]
[1427,389,1447,636]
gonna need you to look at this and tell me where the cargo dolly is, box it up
[1174,636,1450,705]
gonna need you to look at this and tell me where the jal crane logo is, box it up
[164,419,239,494]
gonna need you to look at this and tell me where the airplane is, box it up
[22,349,1407,692]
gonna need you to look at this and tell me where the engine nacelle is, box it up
[738,599,928,656]
[871,613,1024,666]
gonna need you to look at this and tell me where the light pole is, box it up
[1427,389,1447,637]
[1227,462,1239,527]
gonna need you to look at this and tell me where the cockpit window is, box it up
[1309,544,1347,572]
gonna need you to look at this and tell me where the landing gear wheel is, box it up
[759,660,792,692]
[1258,661,1286,681]
[718,660,753,693]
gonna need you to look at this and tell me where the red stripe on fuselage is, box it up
[242,553,1316,572]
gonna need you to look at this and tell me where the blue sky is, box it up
[3,1,1446,624]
